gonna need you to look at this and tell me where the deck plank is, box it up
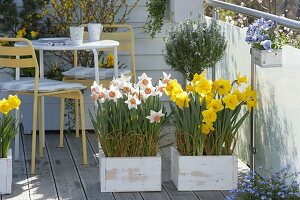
[22,134,58,200]
[46,133,87,200]
[64,133,115,200]
[2,134,30,200]
[159,127,200,200]
[194,191,225,200]
[86,132,144,200]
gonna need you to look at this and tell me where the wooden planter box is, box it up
[0,149,12,194]
[99,149,162,192]
[171,147,237,191]
[252,48,283,68]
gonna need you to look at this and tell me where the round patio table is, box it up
[14,39,120,160]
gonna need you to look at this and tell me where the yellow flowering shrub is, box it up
[166,71,256,156]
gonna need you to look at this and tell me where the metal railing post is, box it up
[250,48,257,171]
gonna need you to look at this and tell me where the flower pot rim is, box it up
[251,47,282,52]
[171,147,236,157]
[99,148,161,159]
[0,149,12,160]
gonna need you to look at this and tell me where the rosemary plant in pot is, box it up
[166,71,256,191]
[164,17,227,81]
[0,95,21,194]
[90,73,169,192]
[246,18,283,67]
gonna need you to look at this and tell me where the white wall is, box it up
[215,20,300,177]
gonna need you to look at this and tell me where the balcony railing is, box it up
[204,0,300,176]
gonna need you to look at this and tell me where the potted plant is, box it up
[0,95,21,194]
[164,17,227,81]
[245,18,283,67]
[143,0,168,38]
[166,71,256,191]
[90,73,169,192]
[228,166,300,199]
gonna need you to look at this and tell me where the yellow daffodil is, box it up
[170,85,184,102]
[165,79,181,96]
[202,108,217,124]
[175,91,190,108]
[207,99,224,112]
[243,86,256,100]
[236,72,247,86]
[106,54,114,68]
[98,62,103,68]
[195,78,212,96]
[201,122,214,135]
[186,84,195,93]
[7,95,21,110]
[205,93,214,105]
[243,87,257,110]
[232,89,245,102]
[246,98,257,110]
[216,79,232,96]
[17,27,26,38]
[222,94,239,110]
[211,80,219,93]
[0,98,11,114]
[192,72,206,83]
[30,31,39,39]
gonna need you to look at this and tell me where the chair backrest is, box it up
[0,37,40,93]
[0,38,39,69]
[81,24,136,82]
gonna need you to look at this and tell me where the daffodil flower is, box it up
[137,73,152,88]
[91,81,101,93]
[118,73,132,83]
[124,94,141,110]
[222,94,239,110]
[146,109,164,123]
[156,80,166,97]
[143,85,156,98]
[107,85,122,102]
[30,31,39,39]
[236,72,247,86]
[162,72,171,84]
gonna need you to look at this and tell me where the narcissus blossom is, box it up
[146,109,164,123]
[124,94,141,109]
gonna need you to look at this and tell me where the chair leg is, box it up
[79,93,87,165]
[59,98,65,148]
[75,99,79,138]
[31,95,38,175]
[38,97,43,158]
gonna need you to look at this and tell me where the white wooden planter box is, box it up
[0,149,12,194]
[99,149,161,192]
[252,48,283,68]
[171,147,237,191]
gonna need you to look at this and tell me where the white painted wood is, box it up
[0,149,12,194]
[171,147,238,191]
[252,48,283,68]
[99,149,162,192]
[169,0,204,22]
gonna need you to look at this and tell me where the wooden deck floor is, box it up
[1,124,247,200]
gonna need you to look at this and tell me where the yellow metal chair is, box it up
[63,23,137,87]
[0,38,88,174]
